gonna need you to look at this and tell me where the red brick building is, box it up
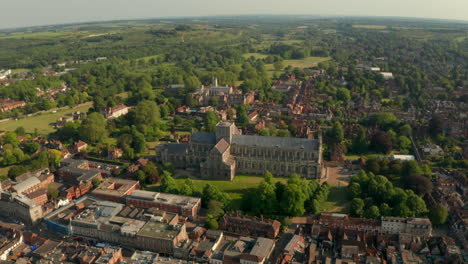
[126,190,201,217]
[219,213,281,239]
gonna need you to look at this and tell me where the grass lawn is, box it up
[148,174,288,209]
[0,103,92,134]
[321,186,350,214]
[11,68,30,74]
[283,56,330,68]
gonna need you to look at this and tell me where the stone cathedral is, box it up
[156,122,323,181]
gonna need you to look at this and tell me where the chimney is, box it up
[214,77,218,87]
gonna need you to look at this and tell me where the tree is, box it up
[273,60,284,71]
[404,175,433,196]
[280,184,306,216]
[131,129,146,154]
[398,136,411,151]
[14,126,26,136]
[350,198,365,217]
[366,159,381,175]
[264,171,274,184]
[351,127,368,154]
[394,203,412,217]
[202,184,229,207]
[204,110,220,132]
[429,115,444,137]
[208,96,219,108]
[184,75,201,92]
[429,204,449,225]
[379,203,392,216]
[134,100,160,127]
[79,112,108,143]
[205,217,219,230]
[48,149,62,167]
[206,200,225,219]
[336,88,351,102]
[23,142,40,154]
[399,124,412,136]
[252,181,277,215]
[328,121,344,143]
[370,131,393,154]
[141,162,160,183]
[2,132,20,147]
[47,184,59,199]
[136,170,147,185]
[364,205,381,219]
[92,177,103,186]
[160,171,178,193]
[348,182,361,198]
[236,105,249,128]
[310,199,321,214]
[406,194,428,216]
[8,166,27,180]
[402,160,422,178]
[179,179,195,196]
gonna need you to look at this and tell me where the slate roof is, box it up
[232,135,318,150]
[191,132,216,144]
[13,177,41,194]
[164,143,188,154]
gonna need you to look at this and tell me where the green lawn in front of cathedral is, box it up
[173,174,288,209]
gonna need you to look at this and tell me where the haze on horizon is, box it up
[2,0,467,29]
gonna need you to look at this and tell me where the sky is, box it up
[1,0,467,29]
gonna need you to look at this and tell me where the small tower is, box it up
[215,121,237,144]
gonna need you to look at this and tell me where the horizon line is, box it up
[1,14,468,31]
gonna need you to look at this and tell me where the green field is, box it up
[0,31,78,39]
[283,56,330,68]
[352,25,388,29]
[149,175,288,209]
[0,103,92,134]
[321,186,350,213]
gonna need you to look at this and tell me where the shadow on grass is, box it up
[322,186,350,213]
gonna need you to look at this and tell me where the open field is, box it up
[0,103,92,134]
[11,68,30,74]
[352,25,388,29]
[283,56,330,68]
[0,31,81,40]
[244,52,330,69]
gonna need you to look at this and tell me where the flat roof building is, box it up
[126,190,201,217]
[91,178,140,203]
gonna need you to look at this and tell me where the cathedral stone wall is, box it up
[156,122,322,180]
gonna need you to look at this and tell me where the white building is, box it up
[0,69,11,80]
[381,72,394,80]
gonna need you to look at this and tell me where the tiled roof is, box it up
[214,139,229,154]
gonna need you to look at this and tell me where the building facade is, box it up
[157,122,323,180]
